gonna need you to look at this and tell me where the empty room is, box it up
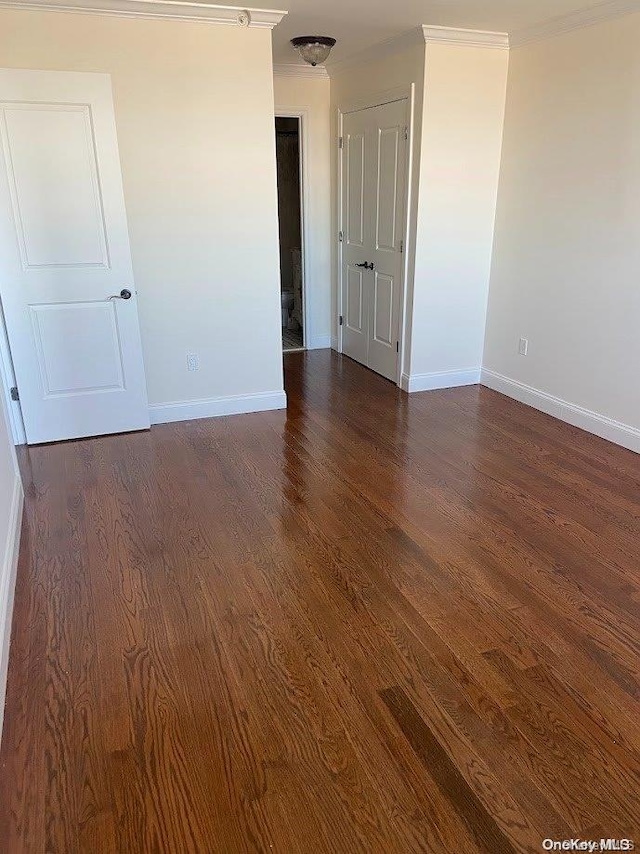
[0,0,638,851]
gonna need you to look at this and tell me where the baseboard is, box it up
[331,336,339,352]
[0,473,24,741]
[306,335,332,351]
[149,390,287,425]
[401,368,481,394]
[481,369,640,454]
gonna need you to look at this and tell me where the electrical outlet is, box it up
[518,338,529,357]
[186,353,199,372]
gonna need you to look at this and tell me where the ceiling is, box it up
[262,0,635,64]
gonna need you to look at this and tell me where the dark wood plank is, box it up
[1,349,639,852]
[379,685,517,854]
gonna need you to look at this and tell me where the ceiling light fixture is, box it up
[290,36,337,67]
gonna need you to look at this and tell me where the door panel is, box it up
[341,98,407,383]
[375,126,400,252]
[372,272,394,347]
[346,132,365,248]
[2,104,109,268]
[31,302,125,397]
[343,264,367,365]
[0,69,149,444]
[346,266,364,333]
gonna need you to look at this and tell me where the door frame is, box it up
[275,108,310,351]
[0,304,25,445]
[336,84,415,388]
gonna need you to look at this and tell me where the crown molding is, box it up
[0,0,287,27]
[327,23,509,75]
[421,25,509,49]
[510,0,640,47]
[273,63,329,79]
[326,27,423,75]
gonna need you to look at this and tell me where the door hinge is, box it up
[10,386,19,401]
[339,230,344,243]
[399,239,404,254]
[338,136,344,149]
[339,315,344,327]
[396,341,399,354]
[404,126,409,141]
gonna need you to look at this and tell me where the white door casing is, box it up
[341,98,408,383]
[0,68,149,444]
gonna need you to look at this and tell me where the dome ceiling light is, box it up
[290,36,337,67]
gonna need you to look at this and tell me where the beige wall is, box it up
[273,74,332,348]
[485,13,640,435]
[0,9,284,408]
[411,42,508,384]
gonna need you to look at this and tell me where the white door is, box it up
[0,69,149,444]
[341,99,407,382]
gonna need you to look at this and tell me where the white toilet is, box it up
[281,290,294,327]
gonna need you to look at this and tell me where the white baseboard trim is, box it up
[331,336,339,352]
[0,473,24,741]
[401,368,481,394]
[306,335,332,350]
[149,390,287,425]
[481,369,640,454]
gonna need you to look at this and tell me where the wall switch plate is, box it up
[518,338,529,357]
[186,353,199,372]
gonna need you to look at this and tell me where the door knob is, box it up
[109,289,132,300]
[355,262,375,270]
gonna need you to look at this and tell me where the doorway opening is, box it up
[275,116,304,352]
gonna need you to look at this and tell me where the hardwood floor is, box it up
[1,350,639,853]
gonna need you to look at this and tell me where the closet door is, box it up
[341,98,407,382]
